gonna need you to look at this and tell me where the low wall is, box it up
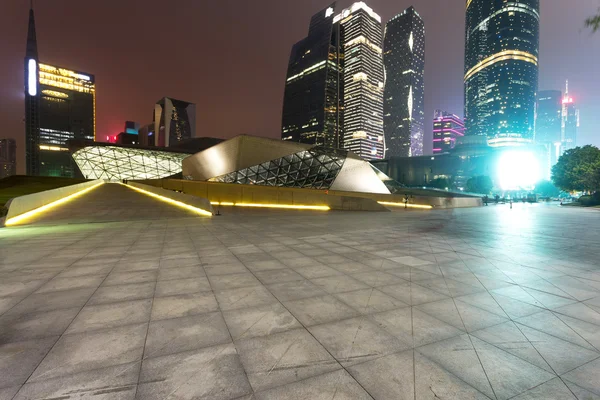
[3,179,104,226]
[136,179,389,212]
[127,182,214,215]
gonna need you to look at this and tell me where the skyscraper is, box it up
[24,6,96,177]
[383,6,425,157]
[561,82,579,152]
[334,2,385,160]
[281,3,343,148]
[0,139,17,179]
[464,0,539,147]
[154,97,196,147]
[536,90,562,166]
[432,111,465,154]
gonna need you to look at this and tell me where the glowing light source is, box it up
[464,50,538,82]
[497,150,541,191]
[210,202,330,211]
[41,90,68,98]
[5,182,104,226]
[121,183,212,217]
[378,201,433,210]
[325,7,334,18]
[28,59,37,96]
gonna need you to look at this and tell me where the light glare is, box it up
[28,59,37,96]
[497,150,541,190]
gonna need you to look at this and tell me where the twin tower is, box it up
[281,2,425,160]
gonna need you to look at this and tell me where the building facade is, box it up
[536,90,562,169]
[383,6,425,157]
[24,6,96,177]
[334,2,385,160]
[464,0,539,147]
[0,139,17,179]
[281,3,343,148]
[154,97,196,148]
[561,82,579,152]
[433,110,465,154]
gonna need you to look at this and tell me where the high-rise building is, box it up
[383,6,425,157]
[334,2,385,160]
[281,3,343,149]
[561,81,579,152]
[464,0,539,147]
[0,139,17,179]
[24,6,96,177]
[536,90,562,167]
[432,111,465,154]
[154,97,196,148]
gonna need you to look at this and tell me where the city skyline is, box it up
[1,0,599,173]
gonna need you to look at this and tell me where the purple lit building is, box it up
[432,110,464,154]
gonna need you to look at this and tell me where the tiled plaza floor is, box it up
[1,189,600,399]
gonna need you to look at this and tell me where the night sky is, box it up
[1,0,599,174]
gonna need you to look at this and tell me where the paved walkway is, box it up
[0,202,599,399]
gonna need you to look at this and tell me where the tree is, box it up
[466,175,493,195]
[534,180,560,197]
[586,9,600,33]
[551,145,600,193]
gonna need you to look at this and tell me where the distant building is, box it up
[561,82,579,152]
[383,6,425,157]
[281,3,343,148]
[536,90,562,172]
[0,139,17,179]
[334,2,385,160]
[115,121,141,145]
[154,97,196,147]
[138,123,155,147]
[464,0,539,146]
[432,111,465,154]
[24,6,95,177]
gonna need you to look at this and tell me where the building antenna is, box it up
[565,79,569,96]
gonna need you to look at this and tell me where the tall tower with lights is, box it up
[24,5,96,177]
[464,0,539,147]
[383,6,425,157]
[561,80,579,152]
[334,2,385,160]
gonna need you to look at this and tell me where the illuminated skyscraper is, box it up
[464,0,539,147]
[432,111,464,154]
[334,2,385,160]
[383,6,425,157]
[154,97,196,148]
[24,6,96,177]
[561,81,579,152]
[281,3,343,148]
[536,90,562,166]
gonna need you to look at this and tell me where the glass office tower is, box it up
[24,6,96,177]
[383,6,425,157]
[561,82,579,152]
[536,90,562,166]
[281,3,343,149]
[334,2,385,160]
[464,0,539,147]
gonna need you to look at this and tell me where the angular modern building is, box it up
[536,90,562,167]
[154,97,196,147]
[561,82,579,152]
[383,6,425,157]
[0,139,17,179]
[334,2,385,160]
[464,0,539,147]
[281,3,343,149]
[24,6,96,177]
[432,111,465,154]
[183,135,392,194]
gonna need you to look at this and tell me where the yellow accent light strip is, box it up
[378,201,433,210]
[210,202,330,211]
[464,50,537,82]
[466,0,473,9]
[5,182,104,226]
[121,183,212,217]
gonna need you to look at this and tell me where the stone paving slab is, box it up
[1,194,600,399]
